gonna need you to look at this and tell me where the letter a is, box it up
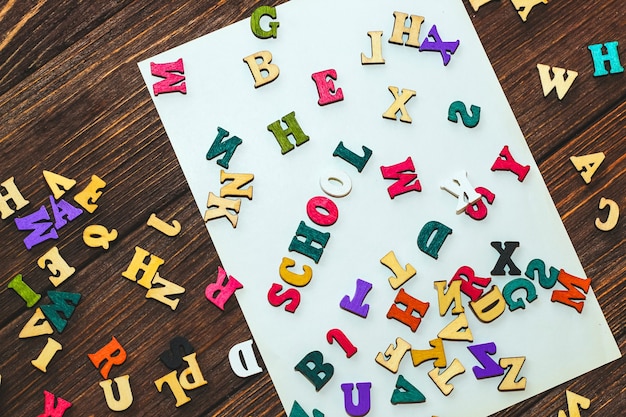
[391,374,426,404]
[510,0,549,22]
[557,390,591,417]
[42,171,76,200]
[40,291,81,333]
[469,0,497,11]
[569,152,605,184]
[289,401,325,417]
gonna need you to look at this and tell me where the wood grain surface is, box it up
[0,1,623,416]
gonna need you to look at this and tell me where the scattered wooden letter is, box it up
[587,41,624,77]
[557,390,591,417]
[382,86,416,123]
[536,64,578,100]
[100,375,133,411]
[427,358,465,396]
[595,197,619,231]
[147,213,182,236]
[569,152,605,184]
[31,337,62,373]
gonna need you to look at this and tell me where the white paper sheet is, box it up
[138,1,620,415]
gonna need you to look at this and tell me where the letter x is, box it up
[490,241,521,275]
[383,86,416,123]
[419,25,459,66]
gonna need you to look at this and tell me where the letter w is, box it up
[151,59,187,95]
[551,270,591,313]
[536,64,578,100]
[380,156,422,199]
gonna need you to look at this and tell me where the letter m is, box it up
[150,58,187,95]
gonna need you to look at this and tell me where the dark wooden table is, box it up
[0,1,623,416]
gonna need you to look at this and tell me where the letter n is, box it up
[146,273,185,311]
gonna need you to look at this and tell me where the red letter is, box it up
[267,283,300,313]
[205,266,243,310]
[37,390,72,417]
[380,157,422,199]
[491,145,530,182]
[150,59,186,95]
[311,69,344,106]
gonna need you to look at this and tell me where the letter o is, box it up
[320,169,352,198]
[306,196,339,226]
